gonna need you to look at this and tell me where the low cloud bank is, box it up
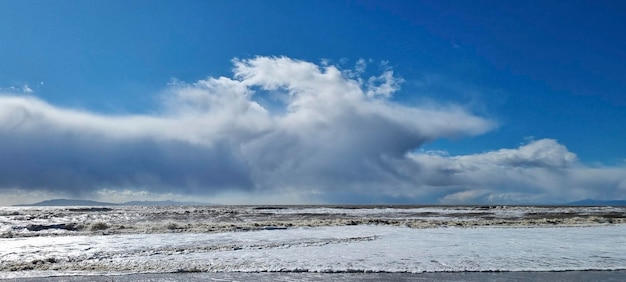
[1,56,623,204]
[411,139,625,204]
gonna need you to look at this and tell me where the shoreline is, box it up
[5,270,626,282]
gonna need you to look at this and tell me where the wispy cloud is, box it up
[0,56,623,205]
[0,84,35,94]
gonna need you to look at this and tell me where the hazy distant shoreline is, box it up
[12,198,626,207]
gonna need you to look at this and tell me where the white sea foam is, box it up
[1,206,625,278]
[1,224,625,278]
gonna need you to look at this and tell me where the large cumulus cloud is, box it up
[0,56,623,204]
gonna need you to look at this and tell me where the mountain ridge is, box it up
[13,198,212,207]
[13,198,626,207]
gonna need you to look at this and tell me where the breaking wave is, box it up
[1,205,624,238]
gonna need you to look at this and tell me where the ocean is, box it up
[1,205,625,280]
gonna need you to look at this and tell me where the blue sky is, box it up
[0,0,625,205]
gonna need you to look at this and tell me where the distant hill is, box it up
[14,198,212,207]
[567,199,626,206]
[14,199,117,206]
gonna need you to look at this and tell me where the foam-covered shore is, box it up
[1,205,625,238]
[2,206,626,278]
[2,224,626,276]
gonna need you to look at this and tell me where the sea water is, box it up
[1,205,625,279]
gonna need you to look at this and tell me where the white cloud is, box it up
[21,84,33,93]
[410,139,626,204]
[366,69,402,98]
[0,84,35,94]
[0,56,623,205]
[354,58,368,74]
[454,139,577,168]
